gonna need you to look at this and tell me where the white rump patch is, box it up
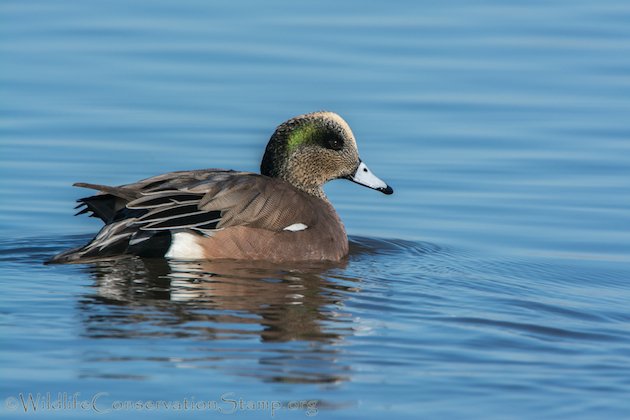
[165,232,205,259]
[283,223,308,232]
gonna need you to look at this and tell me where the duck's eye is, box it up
[326,137,344,151]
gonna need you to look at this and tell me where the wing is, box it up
[125,172,321,235]
[73,169,239,223]
[52,170,325,263]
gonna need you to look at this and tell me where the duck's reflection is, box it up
[78,256,358,383]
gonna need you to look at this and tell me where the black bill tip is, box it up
[379,185,394,195]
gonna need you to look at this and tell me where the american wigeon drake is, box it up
[48,111,393,264]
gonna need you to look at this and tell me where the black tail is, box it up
[45,246,87,264]
[45,220,136,264]
[47,181,181,264]
[46,226,173,264]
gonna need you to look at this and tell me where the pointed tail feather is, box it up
[73,182,137,201]
[46,221,136,264]
[45,245,88,264]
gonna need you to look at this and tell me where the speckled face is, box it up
[286,112,359,179]
[261,111,392,198]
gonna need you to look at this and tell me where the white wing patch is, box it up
[283,223,308,232]
[165,232,205,259]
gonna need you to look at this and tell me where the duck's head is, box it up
[261,111,393,199]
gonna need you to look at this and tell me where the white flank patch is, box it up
[283,223,308,232]
[165,232,205,259]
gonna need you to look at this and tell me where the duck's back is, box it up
[48,169,348,264]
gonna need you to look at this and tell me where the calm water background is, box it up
[2,0,630,418]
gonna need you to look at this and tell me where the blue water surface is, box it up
[2,0,630,419]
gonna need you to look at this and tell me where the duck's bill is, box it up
[346,160,394,195]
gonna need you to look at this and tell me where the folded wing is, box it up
[49,169,320,263]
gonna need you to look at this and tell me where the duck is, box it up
[47,111,393,264]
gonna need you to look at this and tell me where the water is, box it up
[2,0,630,418]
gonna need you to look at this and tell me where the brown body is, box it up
[47,112,391,264]
[198,213,347,262]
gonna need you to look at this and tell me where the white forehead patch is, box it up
[283,223,308,232]
[314,111,357,148]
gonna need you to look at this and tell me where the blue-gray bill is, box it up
[347,160,394,195]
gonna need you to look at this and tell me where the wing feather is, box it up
[65,170,322,261]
